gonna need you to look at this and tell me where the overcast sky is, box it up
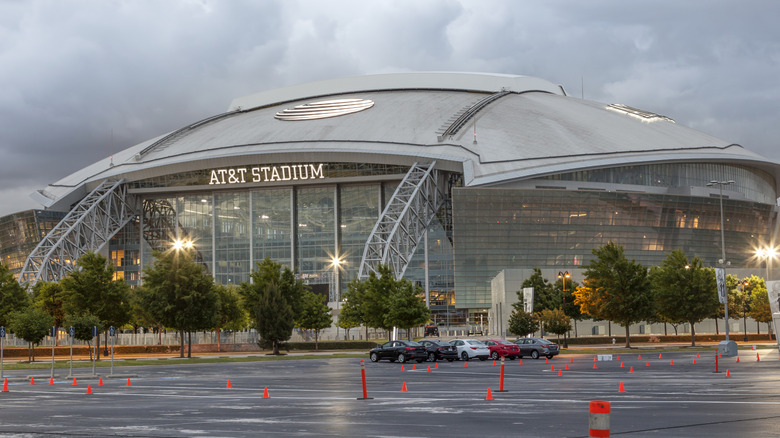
[1,0,778,217]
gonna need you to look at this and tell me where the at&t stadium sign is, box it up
[209,163,325,185]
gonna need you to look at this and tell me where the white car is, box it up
[450,339,490,361]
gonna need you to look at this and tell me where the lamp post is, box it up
[558,271,570,348]
[330,255,344,339]
[756,247,777,282]
[707,179,736,355]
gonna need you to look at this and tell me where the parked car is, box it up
[482,339,522,360]
[450,339,490,361]
[419,339,458,362]
[369,340,428,363]
[513,337,560,359]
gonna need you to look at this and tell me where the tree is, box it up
[580,242,653,348]
[255,282,295,354]
[0,263,30,328]
[214,284,247,351]
[60,251,131,356]
[507,308,538,337]
[649,250,718,346]
[142,248,220,358]
[341,277,371,339]
[8,307,53,362]
[296,290,333,350]
[64,313,102,360]
[748,280,772,335]
[337,299,361,340]
[31,282,65,346]
[521,268,555,312]
[536,308,571,343]
[239,258,309,354]
[129,286,166,345]
[362,265,397,335]
[384,279,430,340]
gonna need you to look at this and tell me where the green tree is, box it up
[649,250,718,346]
[60,251,131,356]
[748,280,772,335]
[142,248,220,358]
[521,268,555,312]
[581,242,653,348]
[64,313,102,360]
[0,263,30,328]
[130,286,167,345]
[536,308,571,342]
[214,284,247,350]
[362,265,396,335]
[507,308,537,337]
[32,282,66,346]
[384,279,429,340]
[239,258,309,354]
[255,282,295,354]
[296,291,333,350]
[8,307,53,362]
[341,277,371,339]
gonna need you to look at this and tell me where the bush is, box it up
[280,341,378,351]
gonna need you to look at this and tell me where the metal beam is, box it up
[359,162,448,280]
[19,179,138,285]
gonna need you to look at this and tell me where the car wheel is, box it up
[370,352,379,363]
[491,351,499,360]
[531,350,539,360]
[428,352,436,362]
[461,351,469,361]
[397,353,406,363]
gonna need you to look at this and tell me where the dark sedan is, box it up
[513,337,560,359]
[369,340,428,363]
[419,339,459,362]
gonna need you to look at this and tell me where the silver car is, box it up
[450,339,490,361]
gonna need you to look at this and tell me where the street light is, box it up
[755,247,778,282]
[558,271,571,348]
[707,179,736,354]
[737,280,751,342]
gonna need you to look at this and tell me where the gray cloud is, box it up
[1,0,778,216]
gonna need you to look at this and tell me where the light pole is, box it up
[558,271,570,348]
[756,247,777,282]
[707,179,736,355]
[330,255,344,339]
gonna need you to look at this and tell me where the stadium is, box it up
[2,72,779,335]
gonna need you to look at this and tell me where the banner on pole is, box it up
[715,268,727,304]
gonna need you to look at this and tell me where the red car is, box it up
[482,339,521,360]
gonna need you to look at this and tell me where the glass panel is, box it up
[296,186,335,274]
[214,192,250,285]
[338,185,380,285]
[252,188,292,268]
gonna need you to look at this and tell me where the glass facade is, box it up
[452,187,777,310]
[0,210,65,275]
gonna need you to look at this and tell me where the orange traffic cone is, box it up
[2,377,8,392]
[263,387,270,398]
[659,353,663,359]
[638,354,642,360]
[570,357,574,363]
[545,358,549,364]
[696,352,700,358]
[226,379,232,389]
[434,362,438,369]
[646,360,650,367]
[550,365,554,371]
[618,381,625,393]
[693,359,697,365]
[616,355,620,361]
[557,370,562,376]
[594,356,597,362]
[412,364,416,370]
[49,376,54,385]
[565,364,569,370]
[519,359,523,365]
[401,365,405,371]
[30,377,36,385]
[737,356,740,362]
[72,377,77,386]
[401,381,408,392]
[620,362,624,368]
[126,378,132,387]
[427,365,431,373]
[464,361,468,368]
[670,360,674,366]
[485,388,494,400]
[493,360,497,366]
[98,377,103,386]
[593,362,598,369]
[726,369,731,377]
[757,353,760,362]
[86,384,92,395]
[629,366,634,373]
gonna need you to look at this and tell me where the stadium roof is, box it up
[33,72,780,211]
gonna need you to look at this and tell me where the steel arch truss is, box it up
[359,162,448,280]
[19,179,137,285]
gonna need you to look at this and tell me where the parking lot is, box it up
[1,349,779,437]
